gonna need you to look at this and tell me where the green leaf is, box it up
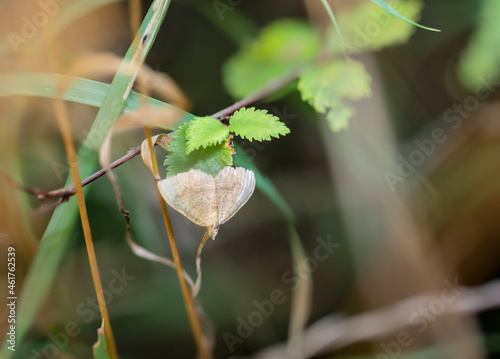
[458,0,500,90]
[298,60,371,132]
[186,116,231,154]
[328,0,428,55]
[93,322,111,359]
[165,122,233,177]
[370,0,440,32]
[229,107,290,141]
[326,101,355,132]
[223,19,321,99]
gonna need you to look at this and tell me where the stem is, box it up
[211,67,301,118]
[2,147,140,201]
[193,229,211,297]
[46,36,119,359]
[125,4,211,356]
[144,127,213,359]
[53,85,120,359]
[19,66,302,202]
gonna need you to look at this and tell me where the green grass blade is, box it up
[320,0,343,42]
[0,1,174,357]
[0,73,174,114]
[233,144,294,223]
[233,144,312,338]
[370,0,441,32]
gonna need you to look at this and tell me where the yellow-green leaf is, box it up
[186,116,231,154]
[298,60,371,132]
[458,0,500,90]
[164,122,233,177]
[223,19,320,99]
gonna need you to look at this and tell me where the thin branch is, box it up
[15,67,301,201]
[211,68,301,119]
[5,146,142,201]
[253,279,500,359]
[143,125,214,359]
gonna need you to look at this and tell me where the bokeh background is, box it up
[1,0,500,358]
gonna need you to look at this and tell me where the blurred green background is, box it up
[2,0,500,358]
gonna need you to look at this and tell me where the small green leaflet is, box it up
[164,122,233,177]
[298,60,371,132]
[229,107,290,141]
[166,108,290,175]
[325,100,355,132]
[370,0,440,32]
[186,116,231,154]
[223,19,321,99]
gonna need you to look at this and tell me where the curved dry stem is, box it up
[193,229,211,297]
[125,228,195,289]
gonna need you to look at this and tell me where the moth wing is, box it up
[158,169,217,228]
[215,167,256,225]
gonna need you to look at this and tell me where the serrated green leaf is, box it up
[186,116,231,154]
[229,107,290,141]
[165,122,233,177]
[298,60,371,132]
[223,19,321,99]
[328,0,426,55]
[458,0,500,90]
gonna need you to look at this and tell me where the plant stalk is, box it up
[144,127,213,359]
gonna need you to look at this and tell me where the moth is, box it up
[158,166,256,238]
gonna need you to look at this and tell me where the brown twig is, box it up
[211,68,301,119]
[16,67,301,201]
[5,146,142,201]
